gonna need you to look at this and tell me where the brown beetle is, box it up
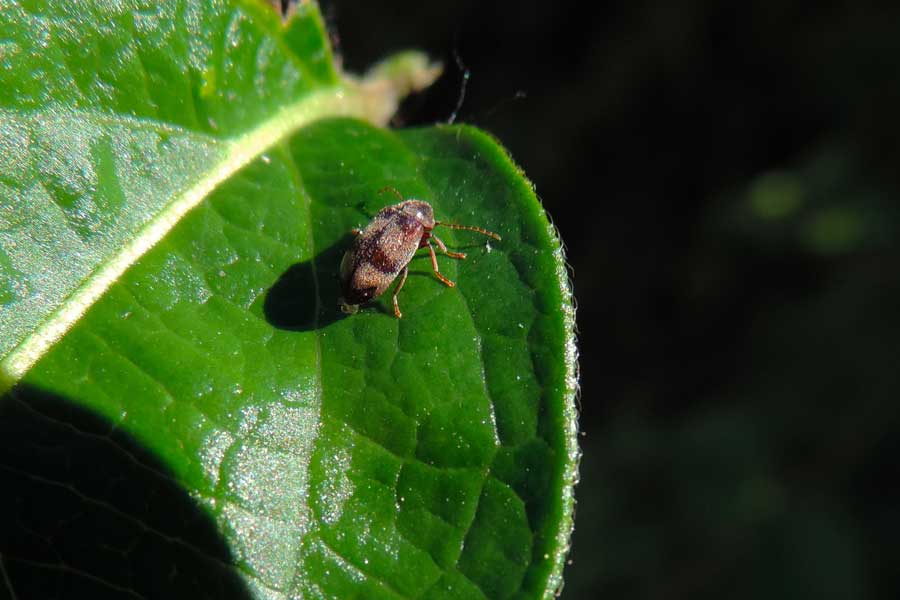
[339,187,501,318]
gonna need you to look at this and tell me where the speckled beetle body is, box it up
[339,188,501,318]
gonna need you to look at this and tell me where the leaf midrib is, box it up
[1,84,373,389]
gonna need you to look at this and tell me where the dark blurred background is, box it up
[321,1,900,598]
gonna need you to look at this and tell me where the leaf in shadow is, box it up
[264,234,353,331]
[0,386,249,600]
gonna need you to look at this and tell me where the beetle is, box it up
[339,187,501,318]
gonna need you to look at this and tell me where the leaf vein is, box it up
[8,389,185,494]
[2,555,146,600]
[0,553,18,600]
[316,535,411,600]
[0,462,241,577]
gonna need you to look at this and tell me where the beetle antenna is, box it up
[377,186,405,202]
[435,221,501,240]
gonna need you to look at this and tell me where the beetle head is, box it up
[398,200,435,229]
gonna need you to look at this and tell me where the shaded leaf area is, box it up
[0,385,251,600]
[7,119,575,598]
[0,0,336,362]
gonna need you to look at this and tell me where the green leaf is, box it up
[0,0,435,382]
[0,2,577,599]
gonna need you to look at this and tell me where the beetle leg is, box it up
[432,234,467,259]
[427,241,456,287]
[392,266,409,318]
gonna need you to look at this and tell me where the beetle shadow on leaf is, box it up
[0,385,253,600]
[264,233,354,331]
